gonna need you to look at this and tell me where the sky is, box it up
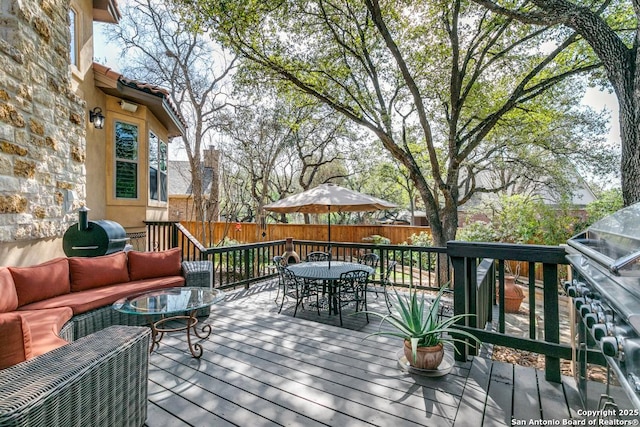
[94,21,622,160]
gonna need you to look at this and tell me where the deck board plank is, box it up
[513,364,541,421]
[141,281,588,427]
[537,370,572,420]
[144,402,190,427]
[163,313,457,425]
[561,376,582,419]
[483,361,512,427]
[453,355,492,427]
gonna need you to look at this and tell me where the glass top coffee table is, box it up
[113,286,225,358]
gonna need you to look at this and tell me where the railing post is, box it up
[451,253,469,362]
[171,223,179,249]
[244,249,251,289]
[543,262,561,382]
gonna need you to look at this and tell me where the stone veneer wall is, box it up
[0,0,85,243]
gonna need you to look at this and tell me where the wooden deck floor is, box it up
[145,280,583,427]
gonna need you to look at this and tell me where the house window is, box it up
[115,121,139,199]
[69,8,78,67]
[149,132,167,202]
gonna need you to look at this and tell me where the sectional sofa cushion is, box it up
[18,308,72,357]
[69,252,130,292]
[0,268,18,313]
[0,312,32,370]
[9,258,71,307]
[128,247,182,281]
[17,275,185,315]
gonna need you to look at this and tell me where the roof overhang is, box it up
[93,63,186,138]
[93,0,121,24]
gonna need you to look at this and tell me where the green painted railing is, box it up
[145,221,449,290]
[145,221,605,384]
[448,241,604,383]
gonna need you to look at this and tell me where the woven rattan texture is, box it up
[0,326,150,427]
[182,260,213,317]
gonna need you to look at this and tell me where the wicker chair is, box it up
[0,326,151,427]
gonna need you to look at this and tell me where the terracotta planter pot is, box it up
[498,276,525,313]
[403,340,444,370]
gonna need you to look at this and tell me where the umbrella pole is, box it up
[328,206,331,269]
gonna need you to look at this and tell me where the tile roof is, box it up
[92,63,187,134]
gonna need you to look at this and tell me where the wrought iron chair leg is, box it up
[362,286,369,323]
[274,280,281,304]
[293,286,301,317]
[337,285,344,327]
[314,285,320,315]
[278,283,287,314]
[383,285,392,313]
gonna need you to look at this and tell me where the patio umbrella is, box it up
[263,183,396,264]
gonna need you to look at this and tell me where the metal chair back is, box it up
[358,253,379,269]
[306,251,331,262]
[383,260,397,284]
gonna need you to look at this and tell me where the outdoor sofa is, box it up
[0,248,211,426]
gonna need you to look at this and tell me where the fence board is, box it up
[181,221,431,246]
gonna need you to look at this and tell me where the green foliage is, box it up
[409,231,433,247]
[363,285,480,361]
[458,195,581,245]
[585,188,623,226]
[173,0,611,245]
[397,231,436,270]
[456,221,498,242]
[362,235,391,245]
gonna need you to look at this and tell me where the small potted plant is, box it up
[364,284,480,370]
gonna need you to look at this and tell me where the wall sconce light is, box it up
[119,100,139,113]
[89,107,105,129]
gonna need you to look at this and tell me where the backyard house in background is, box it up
[168,147,220,222]
[0,0,183,266]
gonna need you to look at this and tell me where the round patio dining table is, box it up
[286,261,373,280]
[286,261,374,317]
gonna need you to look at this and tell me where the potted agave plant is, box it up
[364,284,480,370]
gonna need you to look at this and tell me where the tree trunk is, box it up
[618,86,640,205]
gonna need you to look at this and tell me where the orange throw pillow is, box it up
[128,248,182,281]
[0,312,32,369]
[10,258,71,307]
[69,252,130,292]
[0,267,18,313]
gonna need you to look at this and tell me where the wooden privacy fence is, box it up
[181,221,431,246]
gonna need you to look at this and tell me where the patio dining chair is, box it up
[379,260,397,313]
[277,265,320,317]
[335,269,370,326]
[273,255,286,304]
[358,252,379,283]
[305,251,331,262]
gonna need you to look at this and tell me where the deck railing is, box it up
[448,241,605,382]
[145,221,449,291]
[145,221,605,383]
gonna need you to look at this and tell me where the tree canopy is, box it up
[173,0,613,245]
[471,0,639,206]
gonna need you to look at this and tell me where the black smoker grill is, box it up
[566,202,640,416]
[62,207,128,257]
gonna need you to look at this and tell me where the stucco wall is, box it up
[0,0,85,265]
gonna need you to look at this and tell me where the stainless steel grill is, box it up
[566,202,640,415]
